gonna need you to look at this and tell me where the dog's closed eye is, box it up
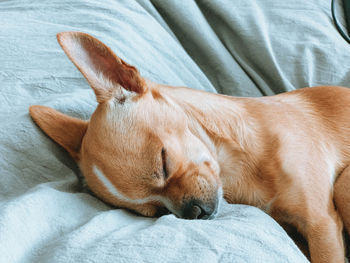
[161,147,169,179]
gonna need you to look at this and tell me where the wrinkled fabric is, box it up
[2,0,350,262]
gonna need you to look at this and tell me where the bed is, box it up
[1,0,349,262]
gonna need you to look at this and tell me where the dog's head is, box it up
[30,32,222,219]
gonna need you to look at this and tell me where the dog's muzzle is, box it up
[182,198,218,220]
[157,188,222,219]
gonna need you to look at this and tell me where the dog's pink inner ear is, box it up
[57,32,146,103]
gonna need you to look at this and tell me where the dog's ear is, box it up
[29,105,88,162]
[57,31,146,103]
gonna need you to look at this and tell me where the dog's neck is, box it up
[155,83,273,208]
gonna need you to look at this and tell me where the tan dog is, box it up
[29,32,350,262]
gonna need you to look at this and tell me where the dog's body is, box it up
[29,32,350,262]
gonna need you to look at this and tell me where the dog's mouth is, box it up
[155,206,172,217]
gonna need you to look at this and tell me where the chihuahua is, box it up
[30,32,350,262]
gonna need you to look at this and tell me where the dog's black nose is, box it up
[182,200,215,220]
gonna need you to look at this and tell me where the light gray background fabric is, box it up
[2,0,350,262]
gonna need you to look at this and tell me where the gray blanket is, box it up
[2,0,350,262]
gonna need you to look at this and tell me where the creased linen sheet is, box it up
[1,0,350,262]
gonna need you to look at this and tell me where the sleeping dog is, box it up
[30,32,349,262]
